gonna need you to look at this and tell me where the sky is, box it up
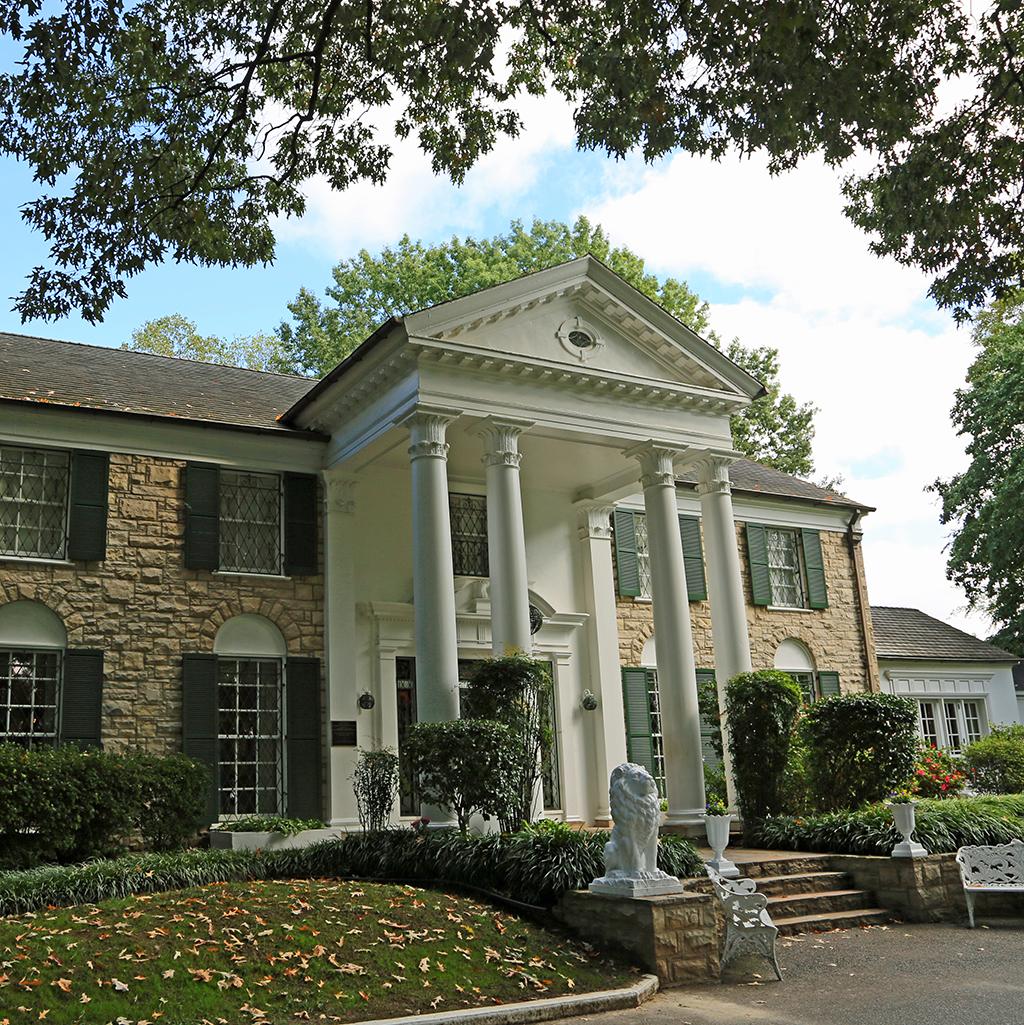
[0,91,989,639]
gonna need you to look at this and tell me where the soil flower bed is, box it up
[0,879,633,1024]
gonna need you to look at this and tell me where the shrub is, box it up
[704,762,727,808]
[405,720,519,832]
[963,724,1024,794]
[462,655,554,830]
[352,748,400,831]
[725,670,803,837]
[211,816,325,836]
[779,735,813,816]
[757,794,1024,855]
[910,745,967,799]
[0,744,206,868]
[801,693,918,811]
[0,826,705,916]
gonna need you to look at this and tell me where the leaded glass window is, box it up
[634,513,653,600]
[539,672,562,811]
[396,658,418,816]
[217,657,283,816]
[0,649,60,746]
[220,470,282,574]
[766,527,806,607]
[0,446,70,559]
[647,670,667,799]
[450,493,488,577]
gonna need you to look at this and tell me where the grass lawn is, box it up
[0,879,635,1024]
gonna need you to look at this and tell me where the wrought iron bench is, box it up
[705,864,782,981]
[955,839,1024,928]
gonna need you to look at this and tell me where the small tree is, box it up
[462,654,553,831]
[801,694,919,811]
[725,670,803,839]
[352,748,400,832]
[405,720,518,834]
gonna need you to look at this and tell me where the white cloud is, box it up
[583,152,991,638]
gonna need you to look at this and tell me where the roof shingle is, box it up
[0,332,317,434]
[872,606,1019,663]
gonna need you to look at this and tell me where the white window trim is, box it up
[0,643,64,746]
[765,526,809,610]
[915,697,989,753]
[0,444,72,562]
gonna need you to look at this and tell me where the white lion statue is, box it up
[589,763,683,897]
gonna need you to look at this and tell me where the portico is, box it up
[283,256,765,828]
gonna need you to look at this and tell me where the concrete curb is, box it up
[354,974,659,1025]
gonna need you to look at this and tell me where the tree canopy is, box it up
[2,1,1021,324]
[277,217,818,475]
[933,292,1024,656]
[124,313,287,372]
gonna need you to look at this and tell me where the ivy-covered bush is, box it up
[725,670,803,837]
[801,693,918,811]
[0,825,705,916]
[0,744,207,868]
[405,720,518,833]
[963,724,1024,795]
[757,794,1024,855]
[352,748,400,831]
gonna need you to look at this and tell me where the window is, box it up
[0,446,70,560]
[0,649,61,747]
[916,698,986,753]
[449,493,488,577]
[646,671,667,798]
[634,513,653,599]
[765,527,806,607]
[396,658,418,816]
[219,470,282,574]
[217,657,284,816]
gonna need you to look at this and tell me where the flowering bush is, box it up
[911,746,967,798]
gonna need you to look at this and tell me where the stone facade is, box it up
[0,452,324,754]
[618,522,877,691]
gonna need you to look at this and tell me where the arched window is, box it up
[213,615,287,817]
[0,600,67,747]
[774,638,825,703]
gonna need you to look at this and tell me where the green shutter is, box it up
[284,473,318,576]
[801,529,829,609]
[678,515,707,601]
[286,657,323,820]
[746,523,772,606]
[182,654,219,824]
[183,463,220,570]
[67,451,109,562]
[695,668,721,768]
[60,650,103,747]
[613,509,641,597]
[621,667,655,776]
[818,671,841,698]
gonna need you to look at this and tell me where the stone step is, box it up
[767,888,875,919]
[754,871,854,897]
[733,855,835,878]
[773,906,892,936]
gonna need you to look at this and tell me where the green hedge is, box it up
[0,826,704,916]
[756,794,1024,855]
[0,745,207,868]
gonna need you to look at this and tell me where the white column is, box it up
[473,417,534,656]
[324,471,359,827]
[401,407,461,723]
[694,455,752,811]
[626,442,706,825]
[576,501,628,824]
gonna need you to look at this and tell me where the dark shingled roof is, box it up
[872,606,1020,663]
[0,332,317,434]
[677,459,870,511]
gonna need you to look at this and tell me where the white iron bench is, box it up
[705,864,782,981]
[955,839,1024,928]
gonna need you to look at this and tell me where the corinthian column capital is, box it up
[624,442,679,489]
[398,405,460,461]
[325,472,359,515]
[471,416,534,468]
[576,502,615,541]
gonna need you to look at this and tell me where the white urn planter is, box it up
[210,827,340,852]
[704,813,740,878]
[888,801,928,858]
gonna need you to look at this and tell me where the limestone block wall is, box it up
[617,523,874,692]
[0,452,324,754]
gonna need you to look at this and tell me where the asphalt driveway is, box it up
[581,922,1024,1025]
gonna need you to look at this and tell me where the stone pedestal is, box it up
[555,889,720,986]
[590,875,685,898]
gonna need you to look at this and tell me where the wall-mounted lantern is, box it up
[581,690,598,711]
[357,691,376,710]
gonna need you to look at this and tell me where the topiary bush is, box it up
[0,826,705,916]
[725,670,803,838]
[963,723,1024,794]
[801,693,918,811]
[352,747,400,831]
[0,744,207,868]
[757,794,1024,855]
